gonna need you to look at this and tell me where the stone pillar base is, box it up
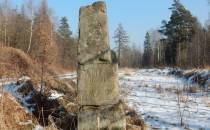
[78,102,126,130]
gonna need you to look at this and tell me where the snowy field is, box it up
[119,69,210,130]
[2,68,210,130]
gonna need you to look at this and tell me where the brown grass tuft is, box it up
[0,93,37,130]
[124,105,147,130]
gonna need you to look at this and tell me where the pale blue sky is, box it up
[11,0,210,48]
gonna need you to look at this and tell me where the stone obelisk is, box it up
[78,1,126,130]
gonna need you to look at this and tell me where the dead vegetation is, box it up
[0,46,40,82]
[0,93,37,130]
[124,105,146,130]
[0,46,77,130]
[120,68,136,76]
[0,46,76,90]
[1,78,77,130]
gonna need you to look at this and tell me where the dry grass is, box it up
[0,47,39,130]
[201,96,210,108]
[45,125,58,130]
[124,105,147,130]
[155,85,163,93]
[180,95,189,103]
[0,46,77,129]
[188,86,198,93]
[183,69,197,78]
[204,66,210,70]
[0,93,37,130]
[207,103,210,108]
[0,46,76,92]
[0,47,40,83]
[48,64,75,75]
[120,68,136,76]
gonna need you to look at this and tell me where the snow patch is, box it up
[33,125,44,130]
[49,90,64,99]
[57,72,77,80]
[18,120,33,125]
[120,68,210,130]
[18,76,31,82]
[3,78,35,113]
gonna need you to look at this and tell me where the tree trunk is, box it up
[27,1,34,53]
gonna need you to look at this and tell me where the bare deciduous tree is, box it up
[114,23,129,67]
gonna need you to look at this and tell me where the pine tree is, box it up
[57,17,76,68]
[159,0,198,66]
[58,17,72,39]
[114,23,129,67]
[142,32,152,67]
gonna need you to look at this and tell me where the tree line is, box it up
[0,0,77,69]
[0,0,209,69]
[115,0,210,68]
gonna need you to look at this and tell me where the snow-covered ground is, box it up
[3,79,36,113]
[2,76,64,114]
[2,68,209,130]
[120,69,210,130]
[48,90,64,99]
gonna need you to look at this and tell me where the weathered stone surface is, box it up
[78,1,111,64]
[78,1,126,130]
[78,102,126,130]
[78,63,119,105]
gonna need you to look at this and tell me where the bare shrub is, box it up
[124,105,146,130]
[188,86,198,93]
[155,85,162,93]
